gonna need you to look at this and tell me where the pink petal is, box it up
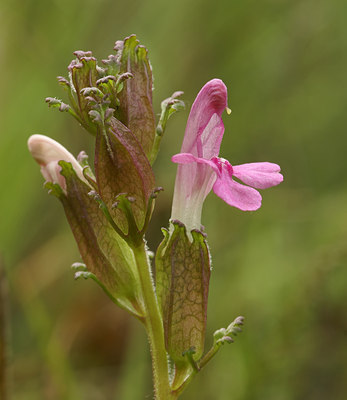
[198,113,225,159]
[171,152,198,164]
[172,152,220,175]
[233,162,283,189]
[171,157,218,230]
[181,79,228,159]
[212,161,262,211]
[40,161,66,190]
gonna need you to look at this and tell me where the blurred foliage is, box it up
[0,0,346,399]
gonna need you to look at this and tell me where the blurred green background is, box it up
[1,0,346,399]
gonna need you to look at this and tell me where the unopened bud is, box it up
[27,134,87,192]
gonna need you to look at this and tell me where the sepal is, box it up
[101,54,120,76]
[213,315,245,345]
[96,72,133,111]
[150,91,185,164]
[45,97,71,112]
[156,91,185,136]
[47,51,104,135]
[171,316,245,396]
[71,262,87,271]
[198,316,245,370]
[77,151,97,189]
[44,180,64,198]
[67,52,100,134]
[74,270,141,318]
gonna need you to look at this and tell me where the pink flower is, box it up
[171,79,283,231]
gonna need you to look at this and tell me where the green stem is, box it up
[173,343,222,397]
[149,128,164,165]
[132,242,177,400]
[199,342,221,370]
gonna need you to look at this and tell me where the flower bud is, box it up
[27,134,87,192]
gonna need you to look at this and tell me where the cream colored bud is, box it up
[28,134,88,191]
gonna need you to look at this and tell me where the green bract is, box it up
[155,222,211,367]
[46,161,143,317]
[94,115,155,236]
[115,35,156,158]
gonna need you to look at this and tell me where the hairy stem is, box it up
[132,242,177,400]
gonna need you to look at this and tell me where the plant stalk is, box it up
[132,242,177,400]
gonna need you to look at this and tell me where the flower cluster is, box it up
[28,37,283,399]
[28,36,184,317]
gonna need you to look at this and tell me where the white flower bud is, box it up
[28,134,87,192]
